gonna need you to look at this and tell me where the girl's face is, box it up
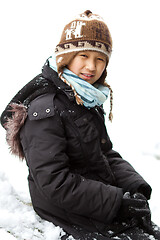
[67,51,107,85]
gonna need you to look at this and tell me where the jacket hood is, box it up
[0,61,72,159]
[0,61,66,129]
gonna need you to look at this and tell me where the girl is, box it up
[1,10,155,240]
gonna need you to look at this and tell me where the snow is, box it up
[0,0,160,239]
[0,151,65,240]
[0,229,16,240]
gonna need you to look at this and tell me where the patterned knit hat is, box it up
[55,10,113,121]
[55,10,112,73]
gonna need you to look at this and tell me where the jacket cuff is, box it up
[137,184,152,200]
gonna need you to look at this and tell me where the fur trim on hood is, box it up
[5,103,28,160]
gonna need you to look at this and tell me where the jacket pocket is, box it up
[74,113,99,143]
[28,93,55,121]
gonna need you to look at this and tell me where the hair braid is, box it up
[59,72,84,105]
[105,83,113,122]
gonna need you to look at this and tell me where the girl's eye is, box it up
[97,58,105,62]
[80,54,88,58]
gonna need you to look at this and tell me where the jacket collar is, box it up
[42,60,75,102]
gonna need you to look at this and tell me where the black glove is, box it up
[132,192,149,208]
[116,192,151,222]
[132,192,151,226]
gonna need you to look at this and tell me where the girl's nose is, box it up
[85,59,96,71]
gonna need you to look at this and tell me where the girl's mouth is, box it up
[81,73,94,79]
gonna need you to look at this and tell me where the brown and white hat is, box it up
[55,10,112,74]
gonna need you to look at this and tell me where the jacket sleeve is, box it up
[20,94,123,224]
[105,149,152,200]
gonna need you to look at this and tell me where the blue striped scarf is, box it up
[48,56,109,108]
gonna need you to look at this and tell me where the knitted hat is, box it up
[55,10,112,74]
[55,10,113,121]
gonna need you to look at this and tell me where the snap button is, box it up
[101,138,106,144]
[69,92,74,97]
[33,112,38,117]
[46,108,51,113]
[83,118,88,122]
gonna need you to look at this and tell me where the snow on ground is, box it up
[0,166,65,240]
[0,169,64,240]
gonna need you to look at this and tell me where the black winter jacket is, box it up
[1,62,152,238]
